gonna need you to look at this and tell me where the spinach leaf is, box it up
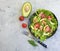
[28,40,38,46]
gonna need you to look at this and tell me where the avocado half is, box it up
[22,2,32,17]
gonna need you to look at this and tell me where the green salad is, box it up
[28,9,58,41]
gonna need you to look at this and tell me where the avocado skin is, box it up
[22,2,32,18]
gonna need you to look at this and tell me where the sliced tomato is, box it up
[47,16,52,20]
[34,23,40,30]
[19,16,24,21]
[44,25,51,32]
[22,23,27,28]
[39,12,46,19]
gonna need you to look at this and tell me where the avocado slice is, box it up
[22,2,32,17]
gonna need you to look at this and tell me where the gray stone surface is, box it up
[0,0,60,51]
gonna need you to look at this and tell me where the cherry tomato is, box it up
[34,23,40,29]
[47,16,52,20]
[22,23,27,28]
[19,16,24,21]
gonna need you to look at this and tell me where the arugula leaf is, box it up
[28,40,38,46]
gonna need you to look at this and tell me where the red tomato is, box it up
[47,16,52,20]
[34,23,40,29]
[19,16,24,21]
[22,23,27,28]
[45,26,51,32]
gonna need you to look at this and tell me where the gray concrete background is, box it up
[0,0,60,51]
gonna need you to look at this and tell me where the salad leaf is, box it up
[40,35,46,41]
[28,40,38,46]
[29,9,58,41]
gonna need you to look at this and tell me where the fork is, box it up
[22,31,47,48]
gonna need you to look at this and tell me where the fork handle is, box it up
[37,41,47,48]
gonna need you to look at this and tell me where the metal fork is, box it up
[22,31,47,48]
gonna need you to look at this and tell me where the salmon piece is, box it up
[44,25,51,32]
[39,12,46,19]
[47,16,52,20]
